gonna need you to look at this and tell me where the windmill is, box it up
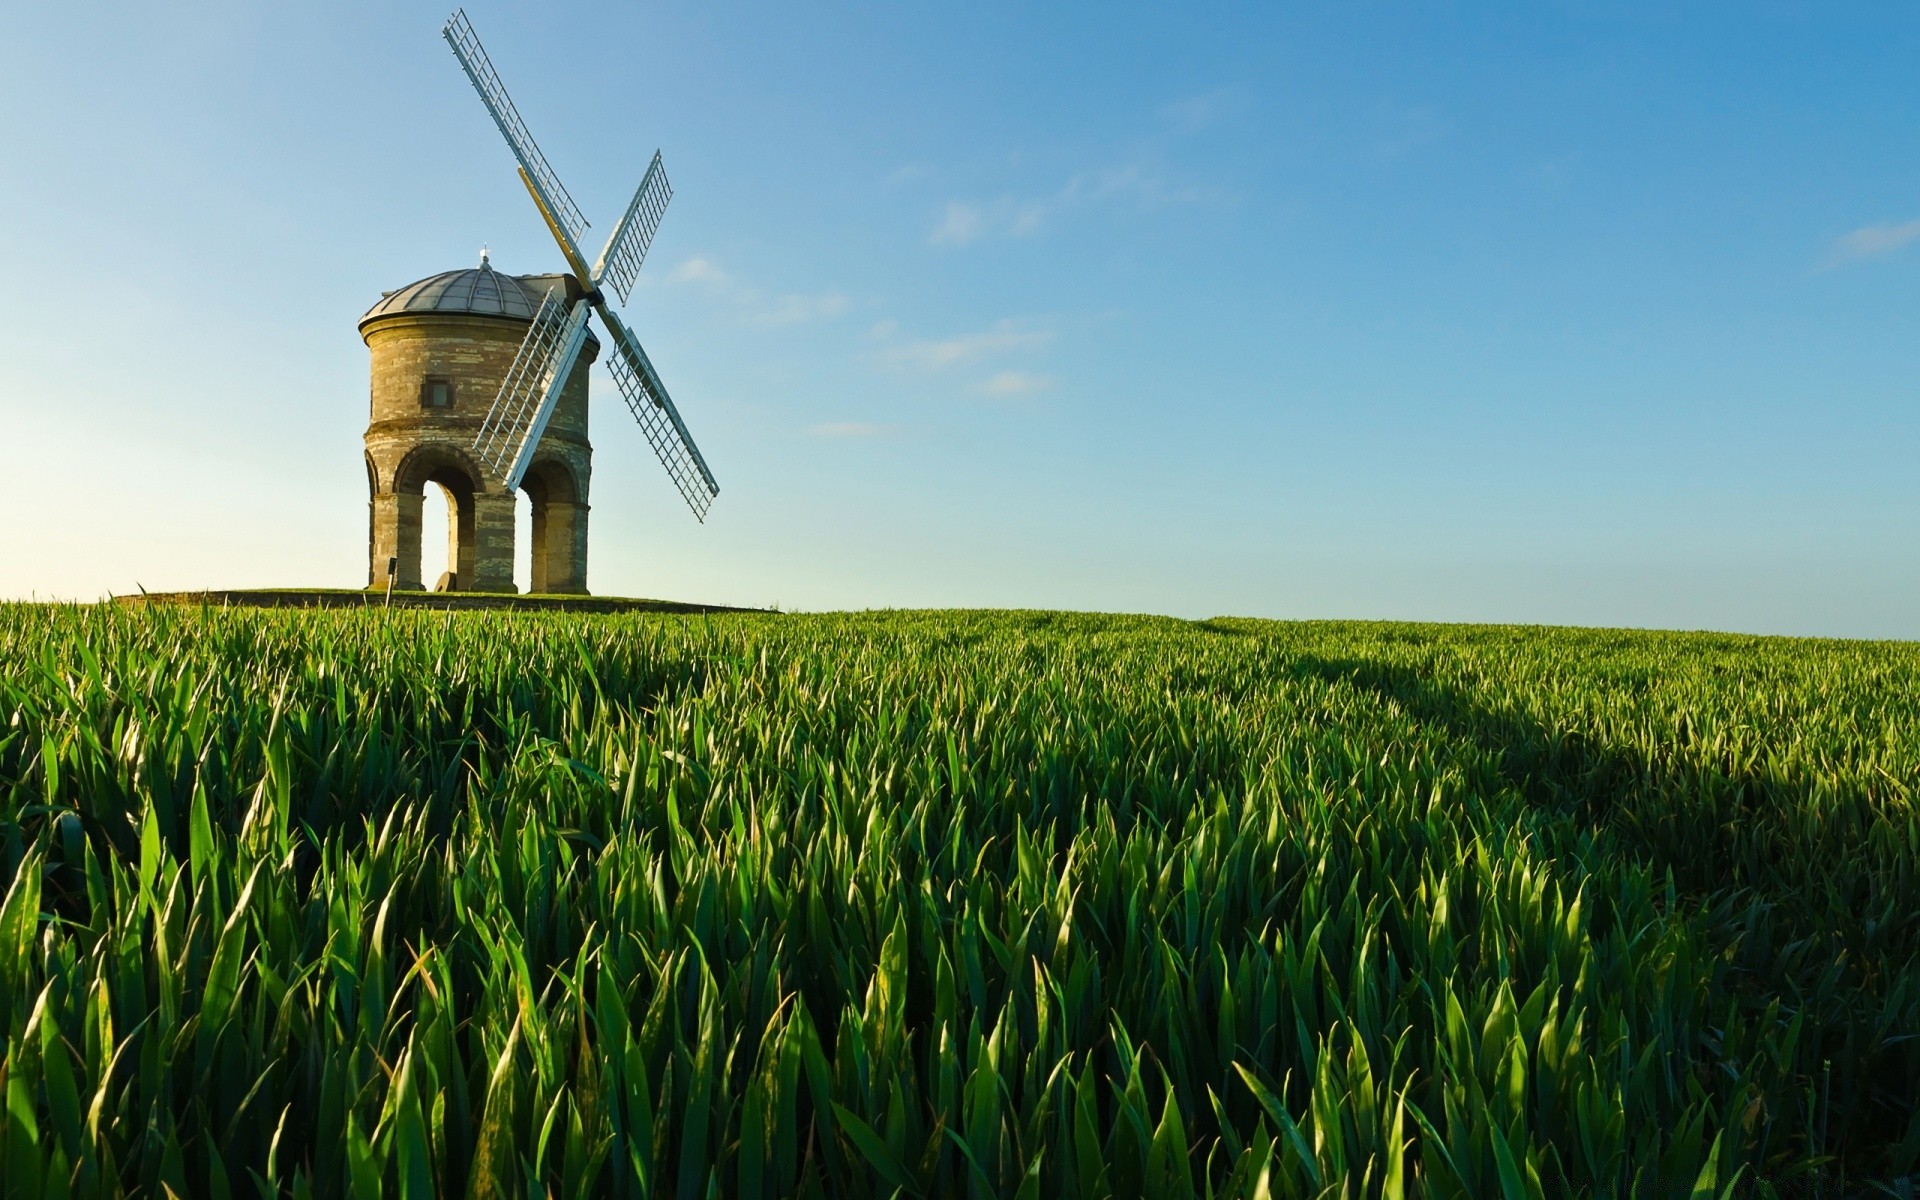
[442,9,719,521]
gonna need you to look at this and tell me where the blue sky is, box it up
[3,3,1918,637]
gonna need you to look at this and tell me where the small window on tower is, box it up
[421,376,454,410]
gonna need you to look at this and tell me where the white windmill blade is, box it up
[592,152,672,305]
[473,288,594,491]
[596,305,719,520]
[442,9,590,253]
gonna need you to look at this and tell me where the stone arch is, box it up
[378,443,509,592]
[521,455,589,595]
[364,454,380,587]
[392,441,487,497]
[523,455,580,505]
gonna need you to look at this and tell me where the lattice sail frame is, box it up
[473,288,592,488]
[443,10,590,247]
[445,8,720,520]
[600,309,719,520]
[593,153,672,306]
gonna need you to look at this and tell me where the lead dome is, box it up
[359,261,587,329]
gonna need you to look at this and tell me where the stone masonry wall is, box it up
[361,311,595,593]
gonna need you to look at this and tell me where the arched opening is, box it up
[384,445,486,592]
[521,458,587,595]
[514,487,535,595]
[365,455,380,587]
[416,467,476,591]
[423,481,456,590]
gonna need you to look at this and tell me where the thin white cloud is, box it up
[756,292,850,326]
[665,256,849,326]
[809,421,893,438]
[1086,164,1212,211]
[977,370,1054,396]
[932,201,986,246]
[930,163,1215,246]
[1826,219,1920,267]
[930,193,1059,245]
[1007,200,1050,235]
[877,320,1052,371]
[919,90,1237,248]
[1160,86,1251,134]
[667,256,731,288]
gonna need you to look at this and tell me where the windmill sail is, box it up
[473,288,594,490]
[599,307,720,521]
[443,11,589,248]
[447,8,720,521]
[592,152,672,304]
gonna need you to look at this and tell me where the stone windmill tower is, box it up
[360,253,595,594]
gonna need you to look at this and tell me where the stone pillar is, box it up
[370,491,425,590]
[368,492,392,588]
[537,500,590,595]
[447,483,477,589]
[469,491,518,593]
[528,497,551,594]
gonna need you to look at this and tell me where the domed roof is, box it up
[360,256,580,327]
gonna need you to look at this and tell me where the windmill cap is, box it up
[359,263,597,337]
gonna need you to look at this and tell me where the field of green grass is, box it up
[1,605,1915,1197]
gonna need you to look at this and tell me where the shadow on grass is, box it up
[1288,653,1920,1187]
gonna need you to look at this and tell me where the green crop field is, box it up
[0,605,1915,1198]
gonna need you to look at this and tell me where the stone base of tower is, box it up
[363,464,592,596]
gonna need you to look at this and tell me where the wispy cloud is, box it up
[1160,86,1251,134]
[756,292,850,326]
[666,256,731,288]
[921,84,1242,248]
[809,421,893,438]
[977,370,1054,397]
[1825,219,1920,267]
[1086,164,1213,210]
[932,201,987,246]
[664,256,850,326]
[876,320,1052,371]
[929,164,1214,246]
